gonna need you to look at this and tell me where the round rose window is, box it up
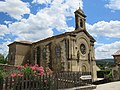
[80,44,86,54]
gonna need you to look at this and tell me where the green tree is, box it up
[0,54,7,64]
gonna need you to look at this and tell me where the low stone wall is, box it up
[59,85,97,90]
[0,64,17,69]
[0,64,20,77]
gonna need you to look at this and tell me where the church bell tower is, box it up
[74,7,86,31]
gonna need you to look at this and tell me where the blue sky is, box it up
[0,0,120,59]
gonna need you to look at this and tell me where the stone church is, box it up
[8,7,97,81]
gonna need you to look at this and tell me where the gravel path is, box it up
[94,81,120,90]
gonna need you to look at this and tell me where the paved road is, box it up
[94,81,120,90]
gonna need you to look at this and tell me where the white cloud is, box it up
[8,13,54,41]
[32,0,83,18]
[32,0,53,5]
[38,0,83,31]
[86,20,120,38]
[0,41,12,56]
[4,0,83,41]
[0,25,9,36]
[95,41,120,59]
[32,0,83,10]
[4,21,12,24]
[105,0,120,10]
[0,0,30,20]
[0,0,83,54]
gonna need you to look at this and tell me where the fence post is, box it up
[13,77,16,90]
[0,77,3,90]
[56,73,58,89]
[5,77,8,90]
[9,77,12,89]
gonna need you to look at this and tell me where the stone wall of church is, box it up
[8,43,16,65]
[65,31,97,81]
[67,32,92,72]
[8,43,31,66]
[15,44,31,65]
[31,36,69,72]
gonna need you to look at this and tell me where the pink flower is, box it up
[11,73,17,77]
[29,64,33,67]
[38,66,44,72]
[24,64,28,67]
[38,72,44,76]
[21,66,24,69]
[31,66,36,71]
[17,73,24,77]
[34,74,37,77]
[12,80,14,83]
[34,70,36,74]
[35,64,38,67]
[17,65,22,69]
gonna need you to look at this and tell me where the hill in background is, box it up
[96,59,115,70]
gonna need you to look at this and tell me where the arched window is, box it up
[77,51,80,63]
[37,46,40,66]
[42,48,46,60]
[55,46,61,58]
[80,19,83,28]
[80,44,86,54]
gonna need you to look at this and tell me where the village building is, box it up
[112,50,120,81]
[8,7,97,81]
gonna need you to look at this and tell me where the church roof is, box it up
[33,30,96,45]
[33,32,71,44]
[8,41,32,46]
[113,50,120,56]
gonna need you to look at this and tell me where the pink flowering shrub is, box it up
[9,64,54,89]
[10,73,17,77]
[10,64,45,77]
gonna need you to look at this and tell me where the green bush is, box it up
[0,68,6,80]
[97,70,111,78]
[106,71,113,81]
[22,66,34,76]
[0,54,7,64]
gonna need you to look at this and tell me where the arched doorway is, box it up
[82,65,87,72]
